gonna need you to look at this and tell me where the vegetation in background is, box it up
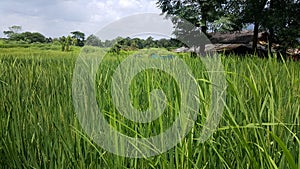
[1,25,183,53]
[87,36,184,51]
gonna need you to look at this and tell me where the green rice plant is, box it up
[0,48,299,168]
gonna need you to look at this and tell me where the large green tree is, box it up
[3,26,47,43]
[157,0,300,54]
[17,32,46,43]
[157,0,231,55]
[233,0,300,52]
[231,0,269,50]
[263,0,300,51]
[157,0,227,34]
[71,31,85,47]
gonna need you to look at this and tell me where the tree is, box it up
[235,0,300,52]
[157,0,269,52]
[132,38,144,49]
[24,32,46,43]
[262,0,300,53]
[59,36,67,51]
[157,0,227,55]
[59,36,75,51]
[144,36,155,48]
[3,25,22,38]
[157,0,227,34]
[157,0,300,55]
[7,31,46,43]
[71,31,85,47]
[109,44,121,54]
[9,26,22,34]
[237,0,269,51]
[3,31,14,38]
[46,37,53,43]
[86,34,103,47]
[3,25,47,43]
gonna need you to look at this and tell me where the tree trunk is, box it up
[199,27,206,56]
[201,25,207,34]
[252,21,259,53]
[199,12,207,56]
[268,0,274,57]
[268,28,274,57]
[252,0,268,54]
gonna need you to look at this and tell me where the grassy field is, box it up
[0,47,299,168]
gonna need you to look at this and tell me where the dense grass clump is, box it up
[0,47,299,168]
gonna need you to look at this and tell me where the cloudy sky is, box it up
[0,0,161,38]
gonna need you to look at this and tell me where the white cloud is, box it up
[118,0,140,8]
[0,0,161,38]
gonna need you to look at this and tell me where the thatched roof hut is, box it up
[174,30,270,57]
[209,30,267,44]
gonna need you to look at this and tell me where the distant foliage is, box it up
[86,34,103,47]
[108,36,184,53]
[10,32,46,43]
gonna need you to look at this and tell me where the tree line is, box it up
[2,26,183,52]
[86,35,183,53]
[2,26,89,51]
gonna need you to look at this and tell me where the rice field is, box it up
[0,47,299,168]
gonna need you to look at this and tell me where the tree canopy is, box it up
[71,31,85,47]
[3,26,47,43]
[86,34,103,47]
[157,0,300,52]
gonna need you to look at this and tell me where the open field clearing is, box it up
[0,48,299,168]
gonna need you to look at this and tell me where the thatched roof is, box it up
[205,44,249,52]
[173,31,272,57]
[173,43,270,57]
[209,30,266,44]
